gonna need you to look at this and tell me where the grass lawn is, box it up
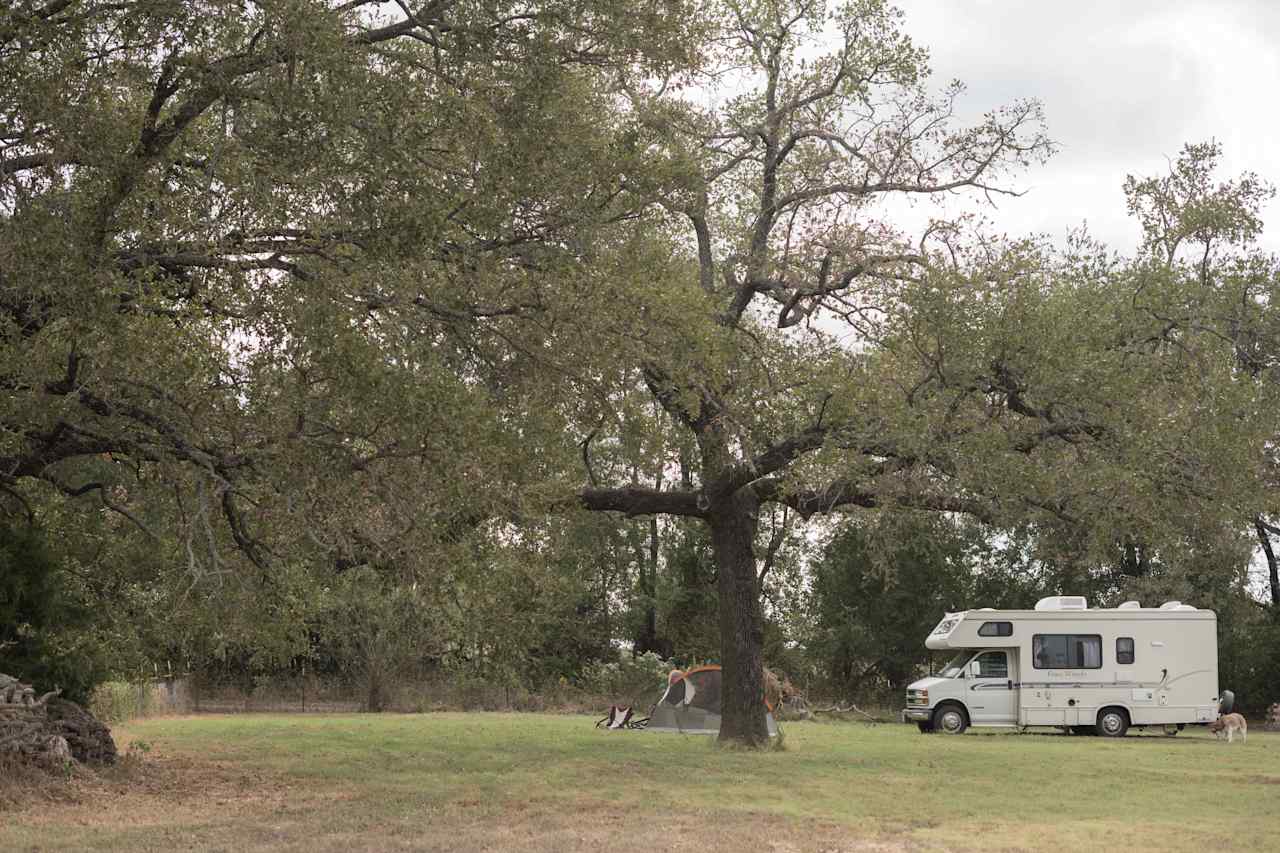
[3,713,1278,852]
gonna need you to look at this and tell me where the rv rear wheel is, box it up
[1097,708,1129,738]
[933,704,968,735]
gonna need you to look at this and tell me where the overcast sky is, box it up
[887,0,1280,254]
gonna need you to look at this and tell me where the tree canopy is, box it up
[1,0,704,575]
[3,0,1280,744]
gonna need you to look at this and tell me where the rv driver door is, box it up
[967,650,1018,725]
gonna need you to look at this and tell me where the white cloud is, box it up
[889,0,1280,253]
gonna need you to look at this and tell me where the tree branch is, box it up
[757,505,789,583]
[577,485,706,518]
[751,476,994,523]
[0,151,69,174]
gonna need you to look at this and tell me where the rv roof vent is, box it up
[1118,601,1141,609]
[1158,601,1182,610]
[1035,595,1088,611]
[1175,604,1196,611]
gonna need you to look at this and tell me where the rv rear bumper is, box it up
[903,707,932,722]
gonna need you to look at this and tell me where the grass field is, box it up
[3,713,1278,852]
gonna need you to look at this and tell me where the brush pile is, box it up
[0,673,116,767]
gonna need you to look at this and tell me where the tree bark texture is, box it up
[708,490,769,746]
[1256,517,1280,607]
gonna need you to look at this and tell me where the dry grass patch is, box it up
[0,754,75,811]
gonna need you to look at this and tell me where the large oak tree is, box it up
[562,0,1051,744]
[565,2,1277,745]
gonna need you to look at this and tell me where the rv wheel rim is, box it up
[939,710,964,733]
[1100,713,1123,735]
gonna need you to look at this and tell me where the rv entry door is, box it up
[967,650,1018,725]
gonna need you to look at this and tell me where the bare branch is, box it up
[757,505,789,583]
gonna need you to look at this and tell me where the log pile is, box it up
[809,702,886,722]
[0,673,68,766]
[0,673,116,767]
[777,694,814,721]
[46,695,118,764]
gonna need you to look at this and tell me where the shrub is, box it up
[0,524,111,703]
[576,651,670,706]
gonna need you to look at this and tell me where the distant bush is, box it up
[0,524,111,704]
[90,680,190,723]
[90,682,148,723]
[575,651,670,706]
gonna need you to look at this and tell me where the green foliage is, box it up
[804,514,1036,696]
[0,524,111,702]
[1125,141,1275,265]
[88,680,170,724]
[1215,601,1280,713]
[0,0,710,677]
[575,650,671,706]
[312,567,442,712]
[654,525,720,662]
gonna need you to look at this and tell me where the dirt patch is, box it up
[0,755,78,811]
[0,742,291,825]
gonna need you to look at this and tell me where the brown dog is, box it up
[1208,712,1248,743]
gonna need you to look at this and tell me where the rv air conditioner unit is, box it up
[1034,595,1088,611]
[1118,601,1141,609]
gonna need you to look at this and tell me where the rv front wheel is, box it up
[933,704,968,735]
[1097,708,1129,738]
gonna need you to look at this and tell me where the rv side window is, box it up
[1032,634,1102,669]
[972,651,1008,678]
[978,621,1013,637]
[1116,637,1135,665]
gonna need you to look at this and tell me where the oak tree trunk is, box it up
[709,490,769,746]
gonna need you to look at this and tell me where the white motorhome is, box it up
[903,596,1220,736]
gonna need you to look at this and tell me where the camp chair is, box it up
[594,704,649,730]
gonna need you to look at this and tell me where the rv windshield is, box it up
[937,652,972,679]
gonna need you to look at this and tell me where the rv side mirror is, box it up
[968,660,981,678]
